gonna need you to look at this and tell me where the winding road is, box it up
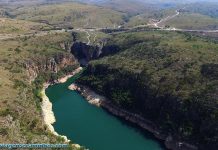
[152,10,180,28]
[75,28,91,45]
[84,30,91,45]
[1,8,218,43]
[148,8,218,33]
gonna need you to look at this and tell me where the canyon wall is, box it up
[25,52,79,82]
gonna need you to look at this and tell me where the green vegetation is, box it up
[0,18,52,34]
[124,8,176,28]
[78,30,218,149]
[165,13,218,30]
[185,2,218,19]
[8,2,125,28]
[1,0,218,149]
[74,30,110,45]
[0,18,80,148]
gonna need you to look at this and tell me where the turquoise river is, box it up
[46,74,165,150]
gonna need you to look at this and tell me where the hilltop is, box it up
[3,2,125,28]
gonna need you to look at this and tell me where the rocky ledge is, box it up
[69,83,198,150]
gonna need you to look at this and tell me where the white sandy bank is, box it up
[41,86,70,142]
[41,67,83,147]
[58,67,83,83]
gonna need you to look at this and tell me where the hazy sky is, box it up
[75,0,218,4]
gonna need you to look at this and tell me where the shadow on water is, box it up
[102,108,167,150]
[46,74,166,150]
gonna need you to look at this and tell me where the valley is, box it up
[0,0,218,150]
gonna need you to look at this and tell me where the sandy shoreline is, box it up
[57,67,82,83]
[40,67,82,148]
[41,86,70,142]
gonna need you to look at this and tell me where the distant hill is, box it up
[184,2,218,18]
[162,2,218,30]
[6,2,125,28]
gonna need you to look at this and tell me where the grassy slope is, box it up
[0,18,80,149]
[0,34,66,143]
[1,1,180,29]
[0,18,52,34]
[125,9,176,27]
[9,2,125,28]
[92,0,151,15]
[75,30,111,45]
[165,13,218,30]
[184,2,218,19]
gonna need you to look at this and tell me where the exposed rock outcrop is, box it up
[60,42,72,52]
[71,41,120,66]
[24,52,79,81]
[71,42,102,66]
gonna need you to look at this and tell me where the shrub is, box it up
[0,108,10,116]
[201,63,218,79]
[13,79,27,89]
[0,128,8,136]
[14,47,21,53]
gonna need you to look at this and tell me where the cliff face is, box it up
[25,52,79,81]
[71,41,120,66]
[59,41,72,52]
[71,42,101,66]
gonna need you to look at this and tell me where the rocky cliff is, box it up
[71,41,120,66]
[25,52,79,82]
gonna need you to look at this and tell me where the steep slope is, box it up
[77,30,218,150]
[165,13,218,30]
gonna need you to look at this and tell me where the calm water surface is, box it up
[46,75,165,150]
